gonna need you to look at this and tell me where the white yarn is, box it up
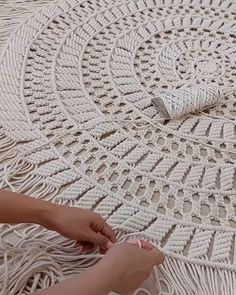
[1,0,236,294]
[152,83,221,119]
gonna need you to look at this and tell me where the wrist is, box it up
[91,256,122,293]
[33,199,57,229]
[88,262,115,294]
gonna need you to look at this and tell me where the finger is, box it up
[81,242,96,253]
[140,240,155,251]
[99,240,114,253]
[106,241,114,249]
[128,239,140,247]
[101,223,117,243]
[99,247,107,254]
[76,241,96,253]
[91,216,117,243]
[128,239,153,250]
[87,230,108,248]
[150,247,165,265]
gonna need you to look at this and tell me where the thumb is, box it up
[149,247,165,265]
[87,230,108,248]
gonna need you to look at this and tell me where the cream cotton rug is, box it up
[0,0,236,294]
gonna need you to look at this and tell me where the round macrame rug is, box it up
[0,0,236,294]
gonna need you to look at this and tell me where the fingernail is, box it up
[128,239,139,246]
[106,241,114,248]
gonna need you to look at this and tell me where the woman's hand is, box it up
[94,241,165,294]
[0,189,116,250]
[42,204,117,249]
[35,241,165,295]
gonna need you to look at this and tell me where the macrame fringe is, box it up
[158,258,236,295]
[0,227,235,295]
[0,129,60,201]
[0,226,102,295]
